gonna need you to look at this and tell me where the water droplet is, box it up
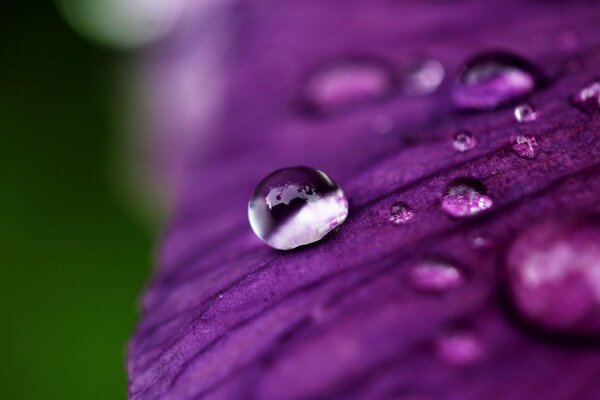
[301,58,395,115]
[512,134,538,159]
[389,202,414,225]
[470,233,493,250]
[571,80,600,114]
[452,51,545,111]
[514,103,537,123]
[506,216,600,335]
[435,329,484,366]
[441,178,493,217]
[409,260,465,292]
[403,59,445,96]
[452,131,477,152]
[248,167,348,250]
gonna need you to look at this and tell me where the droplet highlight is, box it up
[248,167,348,250]
[571,79,600,114]
[514,103,537,123]
[452,131,477,152]
[435,330,484,366]
[506,216,600,335]
[409,260,465,292]
[403,59,445,96]
[452,51,545,111]
[512,134,538,159]
[441,178,493,217]
[388,202,414,225]
[301,59,395,115]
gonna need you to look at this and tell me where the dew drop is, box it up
[470,233,493,250]
[452,51,545,111]
[388,202,414,225]
[512,134,538,159]
[571,79,600,114]
[452,130,477,152]
[506,216,600,335]
[248,167,348,250]
[441,178,493,218]
[435,329,484,366]
[409,260,465,292]
[301,58,395,115]
[514,103,537,123]
[403,58,445,96]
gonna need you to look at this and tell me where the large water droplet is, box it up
[452,130,477,152]
[301,58,395,115]
[403,59,445,96]
[248,167,348,250]
[435,329,484,366]
[388,202,414,225]
[506,216,600,335]
[441,178,493,217]
[409,260,465,292]
[514,103,537,123]
[452,51,545,111]
[571,80,600,114]
[512,134,538,159]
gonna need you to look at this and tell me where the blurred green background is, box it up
[0,2,153,399]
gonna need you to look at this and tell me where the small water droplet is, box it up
[470,233,493,250]
[389,202,414,225]
[452,131,477,152]
[435,329,484,366]
[248,167,348,250]
[506,216,600,335]
[571,79,600,114]
[403,58,445,96]
[512,134,538,159]
[441,178,493,217]
[452,51,545,111]
[409,260,465,292]
[301,58,395,115]
[514,103,537,123]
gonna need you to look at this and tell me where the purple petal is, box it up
[128,1,600,399]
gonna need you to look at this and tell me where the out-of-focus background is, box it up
[1,2,157,399]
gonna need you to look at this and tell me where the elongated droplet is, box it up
[435,330,484,366]
[571,80,600,114]
[512,134,538,159]
[441,178,493,217]
[506,216,600,335]
[514,103,537,123]
[409,260,465,292]
[389,202,414,225]
[452,51,545,111]
[452,131,477,152]
[248,167,348,250]
[301,59,395,115]
[403,59,445,96]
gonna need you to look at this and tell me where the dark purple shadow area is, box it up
[128,1,600,399]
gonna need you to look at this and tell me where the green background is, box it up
[1,2,153,399]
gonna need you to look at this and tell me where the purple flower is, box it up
[128,1,600,399]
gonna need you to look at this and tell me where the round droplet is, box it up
[409,260,465,292]
[435,330,484,366]
[514,103,537,123]
[506,216,600,335]
[470,233,493,250]
[452,131,477,152]
[441,178,493,218]
[571,79,600,114]
[388,202,414,225]
[403,59,445,96]
[452,51,545,111]
[301,58,395,115]
[512,134,538,159]
[248,167,348,250]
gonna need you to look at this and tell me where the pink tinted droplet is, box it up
[403,58,445,96]
[409,260,466,292]
[506,216,600,335]
[512,134,538,159]
[571,80,600,114]
[514,103,537,123]
[435,330,484,366]
[452,130,477,152]
[388,202,414,225]
[441,178,493,218]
